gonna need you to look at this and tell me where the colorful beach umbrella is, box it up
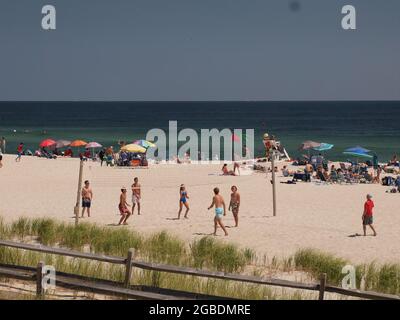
[313,143,334,152]
[39,139,56,148]
[299,141,321,150]
[344,146,371,154]
[86,142,103,148]
[133,140,156,149]
[70,140,87,147]
[121,143,146,153]
[343,151,373,159]
[55,140,71,148]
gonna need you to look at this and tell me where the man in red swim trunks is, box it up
[362,194,377,236]
[118,187,132,225]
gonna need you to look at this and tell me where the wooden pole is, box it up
[124,248,135,287]
[36,261,44,297]
[319,273,327,300]
[74,160,84,226]
[271,151,277,217]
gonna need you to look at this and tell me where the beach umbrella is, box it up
[86,142,103,158]
[55,140,71,148]
[70,140,87,147]
[343,151,373,159]
[133,140,156,149]
[121,143,146,153]
[39,139,56,148]
[86,142,102,148]
[299,140,321,150]
[313,143,334,152]
[344,146,371,154]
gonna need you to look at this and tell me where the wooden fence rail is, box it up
[0,239,399,300]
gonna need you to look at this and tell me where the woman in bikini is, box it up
[229,185,241,227]
[178,184,190,219]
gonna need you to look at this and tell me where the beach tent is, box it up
[39,139,56,148]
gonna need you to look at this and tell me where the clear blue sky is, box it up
[0,0,399,101]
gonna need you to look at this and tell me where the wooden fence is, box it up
[0,239,399,300]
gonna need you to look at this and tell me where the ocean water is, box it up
[0,101,399,161]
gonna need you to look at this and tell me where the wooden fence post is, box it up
[74,160,84,226]
[319,273,327,300]
[36,261,45,297]
[124,249,135,287]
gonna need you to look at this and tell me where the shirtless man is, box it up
[229,186,241,227]
[131,177,141,215]
[118,187,132,225]
[207,187,228,236]
[81,180,93,218]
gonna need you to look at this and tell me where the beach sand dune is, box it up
[1,155,399,264]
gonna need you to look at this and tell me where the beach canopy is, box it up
[86,142,103,148]
[133,140,156,149]
[299,141,321,150]
[313,143,334,152]
[344,146,371,154]
[121,143,146,153]
[70,140,87,147]
[55,140,71,148]
[39,139,56,148]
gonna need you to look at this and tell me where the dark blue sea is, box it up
[0,101,399,161]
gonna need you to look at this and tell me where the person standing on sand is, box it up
[15,142,23,162]
[0,150,3,169]
[131,177,141,215]
[208,187,228,236]
[0,137,5,154]
[118,187,132,225]
[81,180,93,218]
[229,186,240,227]
[362,194,377,236]
[178,184,190,219]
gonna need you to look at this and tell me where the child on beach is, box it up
[362,194,377,236]
[118,187,132,225]
[131,177,141,215]
[178,184,190,219]
[15,142,23,162]
[208,187,228,236]
[229,186,241,227]
[222,163,240,176]
[81,180,93,218]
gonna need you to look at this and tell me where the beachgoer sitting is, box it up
[222,163,240,176]
[281,165,293,177]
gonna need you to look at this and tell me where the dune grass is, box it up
[1,217,399,298]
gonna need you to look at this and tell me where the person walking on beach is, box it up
[118,187,132,225]
[0,137,5,154]
[81,180,93,218]
[229,186,241,227]
[131,177,141,215]
[0,150,3,169]
[98,148,105,166]
[208,187,228,236]
[178,184,190,219]
[362,194,377,237]
[15,142,23,162]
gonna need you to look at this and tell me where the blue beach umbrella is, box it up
[344,146,371,154]
[313,143,334,152]
[343,151,373,159]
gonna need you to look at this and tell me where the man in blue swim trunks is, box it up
[208,187,228,236]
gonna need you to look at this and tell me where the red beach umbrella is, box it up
[39,139,56,148]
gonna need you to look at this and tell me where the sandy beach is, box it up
[0,154,399,265]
